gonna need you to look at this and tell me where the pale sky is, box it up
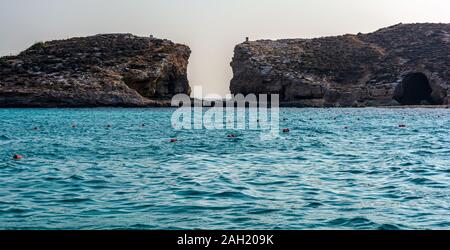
[1,0,449,97]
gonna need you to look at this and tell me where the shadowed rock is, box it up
[230,23,450,107]
[0,34,191,107]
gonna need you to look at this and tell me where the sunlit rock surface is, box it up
[231,23,450,107]
[0,34,191,107]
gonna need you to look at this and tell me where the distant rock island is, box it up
[231,23,450,107]
[0,34,190,107]
[1,24,449,108]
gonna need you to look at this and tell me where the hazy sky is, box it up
[1,0,449,97]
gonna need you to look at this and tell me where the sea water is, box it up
[0,108,449,230]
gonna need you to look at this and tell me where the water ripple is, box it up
[0,108,449,229]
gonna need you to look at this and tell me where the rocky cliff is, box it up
[231,23,450,107]
[0,34,191,107]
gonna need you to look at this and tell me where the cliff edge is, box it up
[231,23,450,107]
[0,34,191,107]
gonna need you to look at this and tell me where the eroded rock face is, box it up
[230,23,450,107]
[0,34,191,107]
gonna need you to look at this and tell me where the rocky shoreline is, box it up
[1,23,450,108]
[0,34,190,107]
[231,23,450,107]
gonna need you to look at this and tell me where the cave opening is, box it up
[394,73,434,105]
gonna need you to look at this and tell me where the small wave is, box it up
[128,224,155,230]
[68,175,85,181]
[168,205,230,213]
[217,175,234,184]
[0,208,31,215]
[60,198,92,203]
[408,177,439,185]
[343,169,366,174]
[367,170,383,175]
[212,191,254,200]
[403,196,423,201]
[84,179,109,185]
[378,224,402,230]
[247,208,280,215]
[305,202,323,208]
[328,217,377,228]
[411,150,434,156]
[0,135,10,140]
[128,204,155,211]
[400,162,415,166]
[408,168,427,174]
[43,176,61,181]
[176,189,211,197]
[431,221,450,228]
[380,185,398,190]
[247,180,287,186]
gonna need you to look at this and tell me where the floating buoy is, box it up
[141,123,145,127]
[13,154,23,160]
[32,127,39,131]
[283,128,290,133]
[344,126,349,129]
[72,124,77,128]
[106,124,112,128]
[399,124,406,128]
[170,138,178,143]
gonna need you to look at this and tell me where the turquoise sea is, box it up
[0,108,449,230]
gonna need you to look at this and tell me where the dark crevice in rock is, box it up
[394,73,437,105]
[122,78,155,99]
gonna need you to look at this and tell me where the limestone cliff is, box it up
[231,23,450,107]
[0,34,191,107]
